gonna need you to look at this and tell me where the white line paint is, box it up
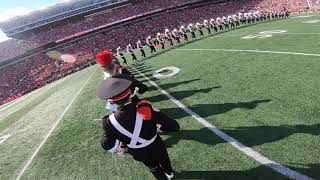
[0,134,10,144]
[175,48,320,57]
[132,67,314,180]
[15,68,97,180]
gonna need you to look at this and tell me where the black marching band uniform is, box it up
[165,29,174,46]
[137,40,146,58]
[97,77,180,180]
[203,20,211,35]
[172,29,181,44]
[196,23,204,36]
[210,18,218,33]
[127,44,137,61]
[188,24,196,39]
[116,47,127,64]
[157,33,165,49]
[147,36,157,53]
[179,26,188,42]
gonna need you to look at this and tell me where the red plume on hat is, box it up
[96,50,113,68]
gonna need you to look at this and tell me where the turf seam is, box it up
[15,67,98,180]
[132,67,314,180]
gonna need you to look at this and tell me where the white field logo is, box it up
[303,20,320,24]
[153,66,180,80]
[241,30,287,39]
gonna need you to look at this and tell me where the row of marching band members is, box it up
[115,10,289,63]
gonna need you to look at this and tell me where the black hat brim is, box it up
[97,77,132,100]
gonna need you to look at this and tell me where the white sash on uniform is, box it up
[109,113,157,149]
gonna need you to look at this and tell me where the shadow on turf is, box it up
[161,99,271,119]
[174,165,288,180]
[145,86,221,103]
[222,123,320,146]
[174,163,320,180]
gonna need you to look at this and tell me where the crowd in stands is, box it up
[0,0,311,105]
[0,39,39,63]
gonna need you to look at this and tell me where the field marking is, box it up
[175,48,320,57]
[15,68,97,180]
[0,134,10,144]
[132,67,314,180]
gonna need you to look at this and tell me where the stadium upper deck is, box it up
[0,0,129,38]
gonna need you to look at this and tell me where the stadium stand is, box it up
[0,0,311,105]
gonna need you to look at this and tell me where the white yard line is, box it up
[175,48,320,57]
[132,67,314,180]
[15,68,97,180]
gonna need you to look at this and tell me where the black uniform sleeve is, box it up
[132,78,148,94]
[154,110,180,132]
[101,115,118,152]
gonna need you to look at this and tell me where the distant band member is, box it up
[146,36,156,53]
[172,29,181,44]
[137,40,146,58]
[203,20,211,35]
[210,18,218,32]
[164,29,174,46]
[180,25,188,41]
[196,22,204,36]
[188,23,196,39]
[157,33,165,49]
[222,16,229,29]
[116,46,127,64]
[127,44,137,61]
[216,17,223,30]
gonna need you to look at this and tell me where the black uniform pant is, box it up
[140,49,146,57]
[131,53,137,61]
[191,32,196,39]
[175,37,181,44]
[160,42,165,49]
[150,45,157,53]
[169,39,174,46]
[207,28,211,34]
[199,30,204,36]
[121,56,127,64]
[219,25,223,31]
[183,34,188,41]
[142,140,173,180]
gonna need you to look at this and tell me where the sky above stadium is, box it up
[0,0,70,42]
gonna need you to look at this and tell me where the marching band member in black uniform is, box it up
[233,14,240,27]
[179,25,189,42]
[222,16,229,29]
[137,40,146,58]
[196,22,204,36]
[203,20,211,35]
[127,43,137,61]
[216,17,223,30]
[147,36,157,53]
[116,46,127,65]
[210,18,218,32]
[157,33,165,50]
[164,29,174,46]
[172,29,181,44]
[188,23,196,39]
[228,15,235,28]
[97,77,180,180]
